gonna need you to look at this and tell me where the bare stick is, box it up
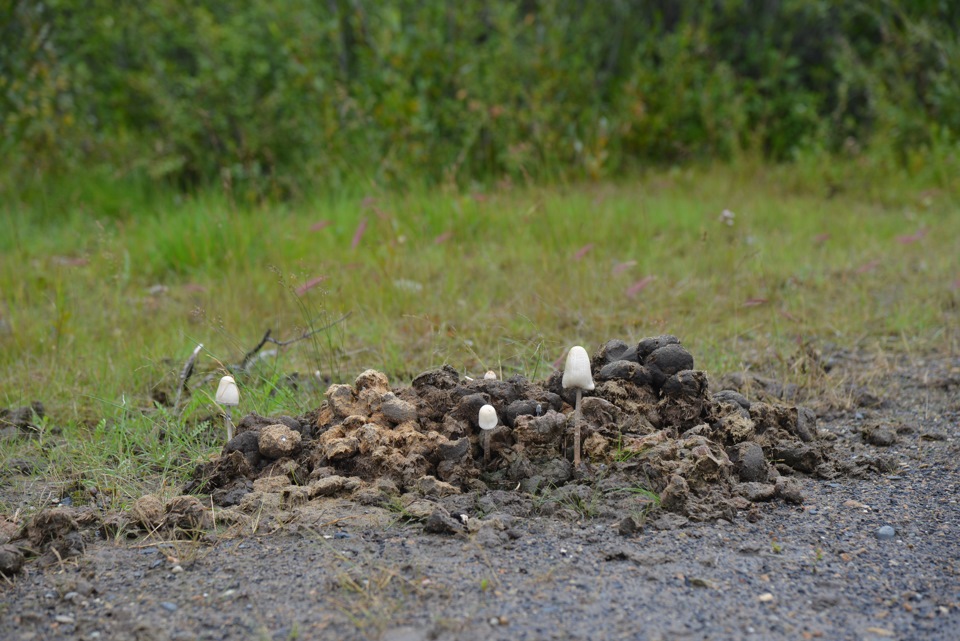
[239,329,272,372]
[267,312,352,346]
[238,312,352,371]
[574,389,582,467]
[174,343,203,412]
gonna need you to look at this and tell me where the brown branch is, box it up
[174,343,204,412]
[238,312,352,371]
[239,329,272,372]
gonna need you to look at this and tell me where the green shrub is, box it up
[1,0,958,201]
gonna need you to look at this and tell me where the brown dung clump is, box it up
[184,335,852,524]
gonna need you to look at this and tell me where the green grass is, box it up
[1,161,958,504]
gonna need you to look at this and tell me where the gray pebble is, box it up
[876,525,895,541]
[160,601,178,612]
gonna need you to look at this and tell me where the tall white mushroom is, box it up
[478,403,498,464]
[562,346,594,467]
[215,375,240,442]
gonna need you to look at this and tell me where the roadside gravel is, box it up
[2,352,958,641]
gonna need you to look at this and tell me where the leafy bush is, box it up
[1,0,958,199]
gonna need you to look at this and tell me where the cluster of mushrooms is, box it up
[214,345,598,468]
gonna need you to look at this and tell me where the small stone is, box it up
[504,400,540,427]
[661,369,707,399]
[171,565,184,573]
[0,544,25,576]
[54,615,75,624]
[307,475,348,498]
[793,406,818,443]
[381,394,418,424]
[324,437,359,460]
[775,477,804,504]
[131,494,165,530]
[733,443,767,482]
[862,423,897,447]
[617,516,639,536]
[415,476,461,498]
[437,437,471,461]
[258,424,302,459]
[876,525,895,541]
[593,339,630,366]
[354,369,390,394]
[423,510,465,535]
[637,335,681,360]
[644,344,694,387]
[597,360,654,387]
[736,482,777,502]
[713,390,751,409]
[160,601,178,612]
[163,495,211,531]
[325,384,363,418]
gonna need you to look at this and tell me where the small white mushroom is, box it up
[562,346,594,467]
[478,404,498,464]
[215,375,240,442]
[483,370,498,380]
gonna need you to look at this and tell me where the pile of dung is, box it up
[184,335,857,524]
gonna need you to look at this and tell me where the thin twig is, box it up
[238,312,352,371]
[239,330,272,371]
[173,343,204,413]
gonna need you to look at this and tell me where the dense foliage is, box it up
[2,0,958,197]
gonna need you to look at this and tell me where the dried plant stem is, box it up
[174,343,204,413]
[239,312,352,372]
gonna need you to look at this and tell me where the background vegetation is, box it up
[3,0,959,203]
[1,1,958,504]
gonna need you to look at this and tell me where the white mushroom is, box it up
[215,375,240,442]
[483,370,497,380]
[561,346,594,467]
[478,404,498,464]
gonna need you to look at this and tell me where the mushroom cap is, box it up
[562,345,595,391]
[483,370,497,380]
[478,404,498,430]
[215,375,240,406]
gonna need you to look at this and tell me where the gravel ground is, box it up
[2,352,958,641]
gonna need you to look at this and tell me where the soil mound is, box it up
[184,336,849,525]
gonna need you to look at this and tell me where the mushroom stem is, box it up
[483,432,491,465]
[225,407,234,442]
[574,389,582,467]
